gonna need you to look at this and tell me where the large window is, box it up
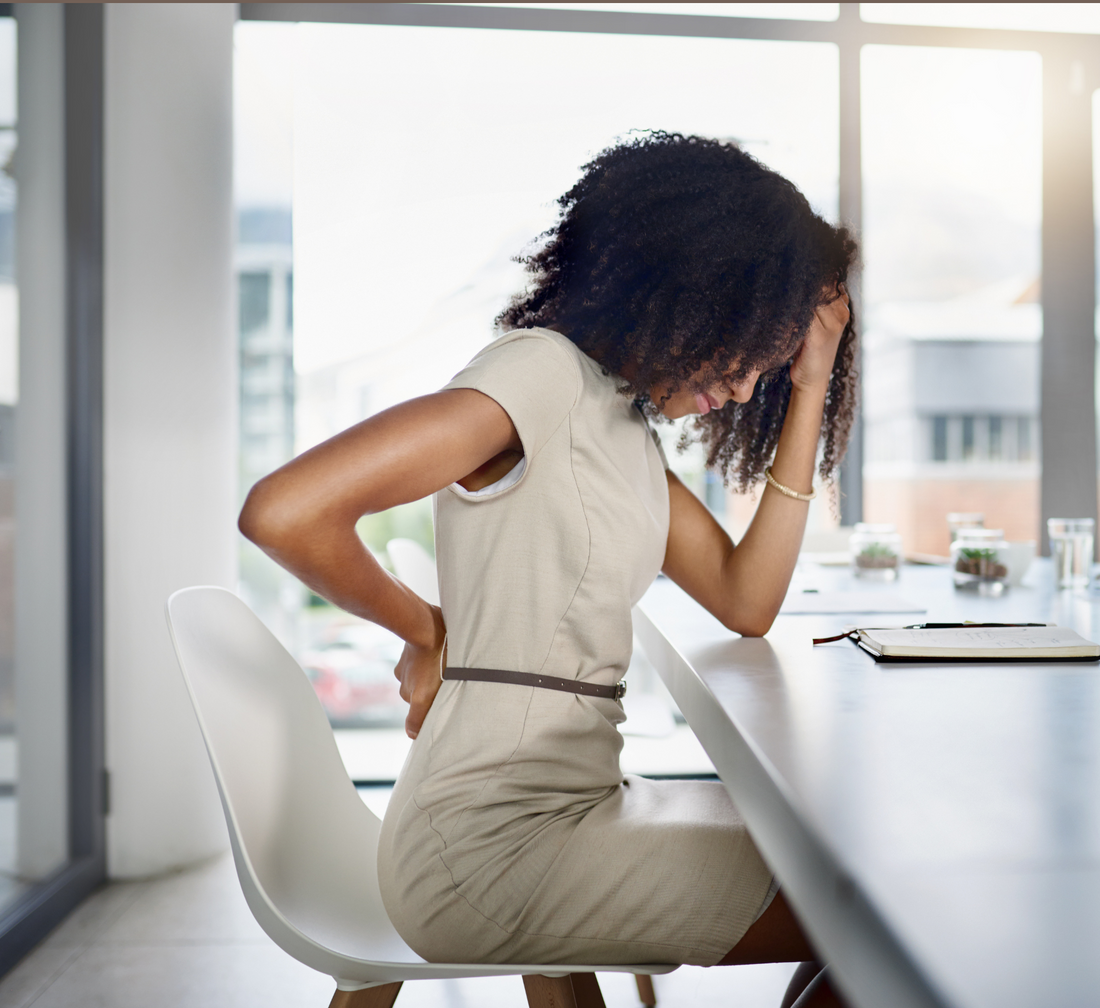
[861,44,1042,555]
[235,2,1100,776]
[235,17,840,774]
[289,22,839,550]
[0,8,103,951]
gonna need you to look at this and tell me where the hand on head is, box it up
[789,286,850,394]
[650,285,849,419]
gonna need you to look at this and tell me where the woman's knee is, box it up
[717,890,818,966]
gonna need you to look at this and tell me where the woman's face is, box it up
[650,366,764,420]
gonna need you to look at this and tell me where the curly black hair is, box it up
[497,132,859,491]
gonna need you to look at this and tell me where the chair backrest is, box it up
[166,586,418,965]
[385,538,440,605]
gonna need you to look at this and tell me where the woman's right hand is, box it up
[394,604,448,739]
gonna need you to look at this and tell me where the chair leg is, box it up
[569,973,607,1008]
[523,974,579,1008]
[328,981,403,1008]
[635,974,657,1007]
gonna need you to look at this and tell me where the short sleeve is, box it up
[443,330,582,461]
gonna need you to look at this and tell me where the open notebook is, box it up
[854,625,1100,663]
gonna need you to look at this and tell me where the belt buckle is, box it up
[613,680,627,700]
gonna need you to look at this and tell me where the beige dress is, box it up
[377,328,773,966]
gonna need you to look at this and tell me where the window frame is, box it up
[0,3,107,974]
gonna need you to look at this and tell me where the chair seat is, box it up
[166,586,676,1005]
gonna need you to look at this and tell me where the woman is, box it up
[241,133,856,1008]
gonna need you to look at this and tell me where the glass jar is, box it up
[850,523,902,581]
[951,528,1009,595]
[946,512,984,541]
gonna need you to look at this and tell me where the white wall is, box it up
[103,3,237,877]
[14,2,69,881]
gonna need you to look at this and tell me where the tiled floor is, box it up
[0,789,796,1008]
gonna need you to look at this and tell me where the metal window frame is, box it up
[241,2,1100,540]
[0,2,107,975]
[62,1,106,879]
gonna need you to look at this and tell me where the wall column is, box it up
[103,2,237,877]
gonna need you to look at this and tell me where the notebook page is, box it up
[780,591,926,614]
[866,626,1095,650]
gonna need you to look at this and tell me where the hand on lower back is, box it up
[394,608,447,739]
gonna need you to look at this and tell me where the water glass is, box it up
[1047,518,1095,589]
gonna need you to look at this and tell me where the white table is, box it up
[635,561,1100,1008]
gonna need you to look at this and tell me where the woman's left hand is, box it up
[393,604,448,740]
[789,288,849,394]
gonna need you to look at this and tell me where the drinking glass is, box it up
[1047,518,1095,589]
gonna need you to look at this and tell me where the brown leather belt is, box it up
[443,667,627,700]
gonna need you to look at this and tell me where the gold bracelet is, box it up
[764,466,816,502]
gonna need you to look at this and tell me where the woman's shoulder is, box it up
[439,328,585,444]
[476,327,622,393]
[473,326,585,370]
[445,328,587,404]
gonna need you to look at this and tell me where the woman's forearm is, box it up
[237,387,519,654]
[240,480,443,651]
[718,384,827,633]
[715,292,851,634]
[661,293,849,636]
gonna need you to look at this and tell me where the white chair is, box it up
[384,538,440,605]
[165,586,675,1008]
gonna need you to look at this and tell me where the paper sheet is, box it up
[866,626,1094,650]
[780,591,927,615]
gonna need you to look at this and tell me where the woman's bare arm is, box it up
[661,295,849,636]
[239,387,520,736]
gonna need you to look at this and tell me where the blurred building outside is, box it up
[718,274,1042,559]
[863,275,1040,556]
[236,206,418,729]
[858,44,1041,559]
[235,207,303,648]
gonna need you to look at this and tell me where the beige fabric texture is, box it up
[377,329,773,966]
